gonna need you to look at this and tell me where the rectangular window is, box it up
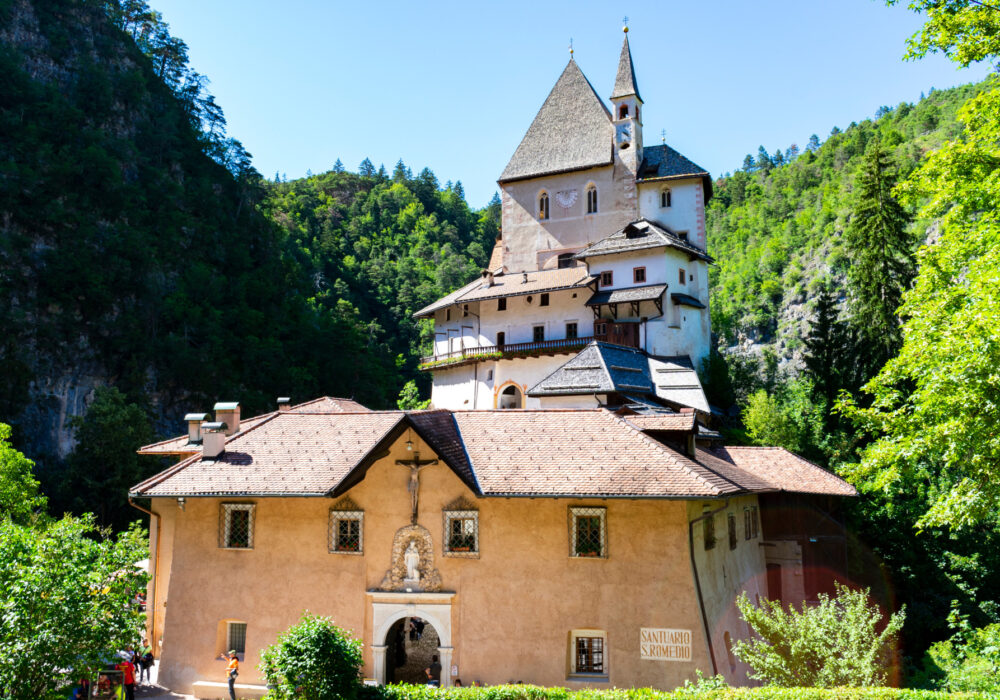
[329,509,364,554]
[751,505,760,538]
[594,321,607,337]
[575,636,604,673]
[728,513,738,550]
[744,507,752,540]
[497,297,506,311]
[703,514,716,551]
[566,322,578,339]
[463,304,469,317]
[569,506,607,558]
[633,267,646,283]
[497,331,506,347]
[678,231,689,242]
[220,504,255,549]
[600,271,613,287]
[533,325,545,342]
[227,622,247,657]
[540,293,550,306]
[446,309,451,321]
[679,269,686,285]
[443,510,479,557]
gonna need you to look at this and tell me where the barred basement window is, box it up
[228,621,247,658]
[703,514,716,551]
[728,512,738,550]
[219,503,255,549]
[569,506,607,558]
[329,497,364,554]
[443,498,479,558]
[569,629,607,676]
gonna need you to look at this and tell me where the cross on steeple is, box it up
[661,128,666,145]
[569,38,574,58]
[622,16,629,32]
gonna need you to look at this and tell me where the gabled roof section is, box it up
[575,219,711,261]
[611,34,642,101]
[648,355,711,414]
[637,144,714,201]
[528,341,654,396]
[413,267,595,319]
[586,283,666,307]
[705,447,858,497]
[499,59,614,183]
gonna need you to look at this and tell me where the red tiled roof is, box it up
[624,413,696,432]
[705,446,857,497]
[137,397,370,456]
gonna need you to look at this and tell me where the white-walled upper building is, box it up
[415,31,714,414]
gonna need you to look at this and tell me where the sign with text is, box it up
[640,628,692,661]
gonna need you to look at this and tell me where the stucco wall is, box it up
[687,497,767,685]
[637,179,706,251]
[151,433,723,693]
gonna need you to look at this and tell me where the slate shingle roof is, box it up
[575,219,711,261]
[413,267,595,318]
[499,60,614,183]
[611,35,642,101]
[131,403,857,499]
[586,283,666,306]
[637,144,712,185]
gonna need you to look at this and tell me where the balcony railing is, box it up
[420,335,606,370]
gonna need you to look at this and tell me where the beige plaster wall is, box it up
[500,162,636,273]
[150,432,726,693]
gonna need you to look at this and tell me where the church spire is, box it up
[611,29,642,102]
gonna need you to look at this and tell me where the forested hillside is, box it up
[706,82,981,365]
[0,0,492,527]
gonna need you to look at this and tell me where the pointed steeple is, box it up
[611,33,642,102]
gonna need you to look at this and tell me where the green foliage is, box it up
[915,605,1000,693]
[892,0,1000,68]
[260,612,364,700]
[362,682,988,700]
[742,379,829,462]
[0,423,46,524]
[0,515,148,699]
[732,583,905,688]
[398,380,431,410]
[843,141,914,371]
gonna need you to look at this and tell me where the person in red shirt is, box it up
[115,656,136,700]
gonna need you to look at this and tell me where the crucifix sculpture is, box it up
[396,452,438,524]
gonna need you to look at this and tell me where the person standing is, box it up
[220,650,239,700]
[139,640,154,685]
[115,655,136,700]
[424,654,441,687]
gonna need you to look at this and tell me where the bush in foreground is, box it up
[261,613,363,700]
[732,583,905,687]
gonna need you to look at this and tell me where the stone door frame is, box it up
[369,591,454,687]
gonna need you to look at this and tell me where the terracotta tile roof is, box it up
[499,59,613,183]
[133,412,402,497]
[413,267,595,319]
[137,397,371,456]
[706,446,857,497]
[625,413,696,432]
[452,410,739,498]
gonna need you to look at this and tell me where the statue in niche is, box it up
[404,540,420,582]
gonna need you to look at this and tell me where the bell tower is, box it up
[611,23,643,172]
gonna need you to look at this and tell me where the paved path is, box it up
[134,662,194,699]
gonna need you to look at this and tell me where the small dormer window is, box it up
[557,253,575,269]
[661,188,672,208]
[618,104,629,119]
[586,185,598,214]
[538,192,549,220]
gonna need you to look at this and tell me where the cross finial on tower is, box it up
[623,16,629,33]
[661,128,666,145]
[569,38,574,58]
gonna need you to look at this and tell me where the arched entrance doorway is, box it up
[498,384,522,409]
[369,593,453,687]
[384,617,441,684]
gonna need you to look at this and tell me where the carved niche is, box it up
[379,524,442,592]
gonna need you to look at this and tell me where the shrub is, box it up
[921,607,1000,693]
[260,613,363,700]
[732,582,905,687]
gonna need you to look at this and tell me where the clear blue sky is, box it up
[157,0,987,208]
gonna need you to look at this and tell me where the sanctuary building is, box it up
[130,31,855,698]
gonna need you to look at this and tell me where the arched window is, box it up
[660,187,672,208]
[618,104,629,119]
[498,384,522,409]
[538,192,549,220]
[586,184,598,214]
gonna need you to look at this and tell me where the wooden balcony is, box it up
[420,335,606,371]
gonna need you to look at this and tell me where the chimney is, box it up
[184,413,209,445]
[480,269,493,289]
[213,402,240,435]
[201,422,227,459]
[277,397,291,412]
[522,272,528,284]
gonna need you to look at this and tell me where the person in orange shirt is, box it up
[219,650,239,700]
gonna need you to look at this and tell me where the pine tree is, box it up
[806,134,821,152]
[358,158,375,177]
[332,158,345,173]
[392,159,408,181]
[844,140,914,371]
[757,145,772,172]
[742,154,755,172]
[802,283,849,417]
